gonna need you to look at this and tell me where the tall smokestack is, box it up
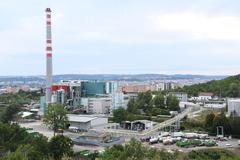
[45,8,53,103]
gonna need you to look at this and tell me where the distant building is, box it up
[51,81,82,107]
[67,114,108,131]
[6,86,19,93]
[227,99,240,117]
[204,100,226,109]
[52,89,65,104]
[88,97,111,114]
[122,84,151,93]
[120,120,157,131]
[151,82,165,91]
[111,92,127,110]
[81,81,106,97]
[164,82,173,90]
[150,82,179,91]
[80,97,111,114]
[198,92,214,101]
[169,92,188,102]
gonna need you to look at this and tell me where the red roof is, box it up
[52,85,69,92]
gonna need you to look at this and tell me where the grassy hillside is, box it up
[177,74,240,97]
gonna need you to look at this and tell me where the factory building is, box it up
[80,97,111,114]
[81,81,106,97]
[41,80,129,114]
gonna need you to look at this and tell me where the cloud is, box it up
[151,12,240,40]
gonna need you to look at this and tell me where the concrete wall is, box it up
[228,99,240,116]
[88,98,111,114]
[91,117,108,127]
[69,121,91,131]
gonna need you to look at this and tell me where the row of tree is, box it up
[100,139,239,160]
[0,89,43,105]
[127,91,180,114]
[112,91,180,123]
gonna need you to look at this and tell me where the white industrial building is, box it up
[80,97,111,114]
[111,92,129,111]
[198,92,214,101]
[204,101,226,109]
[227,99,240,117]
[67,114,108,131]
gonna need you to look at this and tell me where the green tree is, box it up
[153,94,165,109]
[212,113,231,135]
[48,135,73,160]
[205,112,215,131]
[0,123,29,151]
[127,99,139,114]
[5,144,43,160]
[1,104,20,123]
[101,144,125,160]
[229,117,240,138]
[24,133,49,159]
[228,83,240,97]
[101,139,180,160]
[123,139,146,160]
[112,108,127,123]
[43,103,69,135]
[137,91,153,112]
[166,95,180,111]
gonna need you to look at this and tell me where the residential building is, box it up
[122,84,151,93]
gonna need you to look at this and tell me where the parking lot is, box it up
[19,121,240,153]
[143,138,239,152]
[142,135,240,152]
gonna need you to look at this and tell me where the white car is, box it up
[225,143,232,148]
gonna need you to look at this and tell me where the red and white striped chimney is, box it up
[45,8,53,103]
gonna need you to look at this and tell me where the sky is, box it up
[1,0,240,76]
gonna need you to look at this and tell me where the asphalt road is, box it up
[18,121,104,152]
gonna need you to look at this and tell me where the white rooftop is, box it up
[67,114,98,123]
[21,112,33,118]
[229,99,240,102]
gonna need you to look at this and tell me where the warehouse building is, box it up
[67,114,108,131]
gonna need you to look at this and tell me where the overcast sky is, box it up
[0,0,240,75]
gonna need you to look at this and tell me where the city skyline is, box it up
[1,0,240,75]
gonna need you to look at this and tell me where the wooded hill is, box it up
[176,74,240,97]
